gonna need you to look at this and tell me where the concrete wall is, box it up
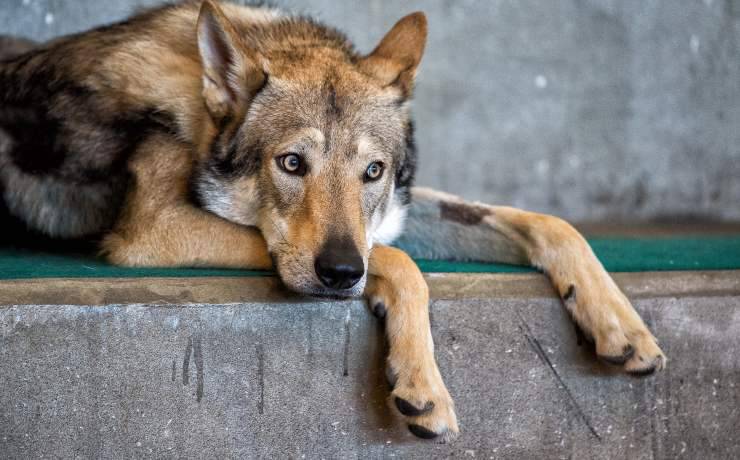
[2,273,740,458]
[2,0,739,221]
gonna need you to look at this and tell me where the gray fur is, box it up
[0,134,124,238]
[394,187,528,265]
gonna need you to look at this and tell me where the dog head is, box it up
[191,0,425,296]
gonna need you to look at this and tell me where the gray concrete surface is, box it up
[2,0,740,221]
[1,272,739,458]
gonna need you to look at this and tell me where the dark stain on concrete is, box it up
[439,201,491,226]
[257,344,265,415]
[171,358,176,382]
[182,337,192,386]
[193,336,204,403]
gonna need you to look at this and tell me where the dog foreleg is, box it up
[396,186,665,374]
[365,245,459,441]
[101,134,272,270]
[102,204,272,269]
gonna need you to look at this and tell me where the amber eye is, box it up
[277,153,306,176]
[364,161,384,182]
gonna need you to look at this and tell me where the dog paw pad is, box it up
[408,424,439,440]
[598,344,635,365]
[395,397,434,416]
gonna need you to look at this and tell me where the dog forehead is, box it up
[252,75,406,149]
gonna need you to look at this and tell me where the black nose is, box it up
[314,238,364,290]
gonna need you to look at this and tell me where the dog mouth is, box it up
[274,272,367,299]
[271,251,367,299]
[289,279,367,299]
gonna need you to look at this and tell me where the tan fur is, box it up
[483,208,665,372]
[409,187,667,375]
[367,246,459,440]
[102,133,271,269]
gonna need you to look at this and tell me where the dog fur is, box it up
[0,0,666,441]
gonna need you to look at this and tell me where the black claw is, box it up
[599,344,635,365]
[373,302,386,319]
[408,424,439,440]
[395,397,434,417]
[628,365,657,377]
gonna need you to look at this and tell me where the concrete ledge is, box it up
[1,272,739,458]
[1,270,739,305]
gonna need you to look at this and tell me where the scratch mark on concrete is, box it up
[193,335,204,403]
[342,308,351,377]
[515,309,601,440]
[182,336,192,386]
[257,343,265,414]
[171,358,176,382]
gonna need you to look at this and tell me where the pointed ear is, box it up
[359,12,427,97]
[197,0,265,119]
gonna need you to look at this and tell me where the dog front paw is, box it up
[386,363,459,442]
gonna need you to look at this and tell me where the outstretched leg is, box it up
[365,245,458,441]
[395,187,666,374]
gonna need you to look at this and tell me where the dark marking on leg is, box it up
[395,397,434,417]
[193,335,204,403]
[373,302,386,319]
[182,336,193,386]
[439,201,490,226]
[408,424,438,440]
[562,284,576,302]
[257,343,265,414]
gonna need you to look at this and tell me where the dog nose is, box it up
[314,239,364,290]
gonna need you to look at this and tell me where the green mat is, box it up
[0,237,739,280]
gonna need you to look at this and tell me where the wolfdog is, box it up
[0,0,665,441]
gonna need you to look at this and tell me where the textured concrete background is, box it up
[1,0,739,221]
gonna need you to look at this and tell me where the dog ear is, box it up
[359,12,427,98]
[197,0,266,120]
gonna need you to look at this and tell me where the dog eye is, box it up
[364,161,384,182]
[277,154,306,176]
